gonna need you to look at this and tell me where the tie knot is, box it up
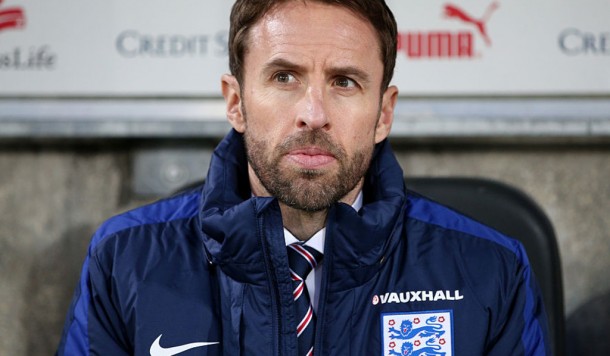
[287,243,323,280]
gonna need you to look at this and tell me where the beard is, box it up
[244,126,374,212]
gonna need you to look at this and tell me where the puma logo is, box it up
[444,2,500,46]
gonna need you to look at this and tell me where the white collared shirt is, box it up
[283,192,363,312]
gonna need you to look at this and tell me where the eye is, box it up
[273,72,297,84]
[334,76,357,88]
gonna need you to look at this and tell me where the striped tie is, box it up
[287,242,323,356]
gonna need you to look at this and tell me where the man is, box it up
[57,0,550,355]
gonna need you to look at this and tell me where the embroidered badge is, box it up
[381,310,453,356]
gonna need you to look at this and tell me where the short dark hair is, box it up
[228,0,397,90]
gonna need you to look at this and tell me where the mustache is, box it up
[278,130,345,158]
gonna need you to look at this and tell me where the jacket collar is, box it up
[198,129,406,288]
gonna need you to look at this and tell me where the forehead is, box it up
[244,1,382,73]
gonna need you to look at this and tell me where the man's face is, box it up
[223,1,397,211]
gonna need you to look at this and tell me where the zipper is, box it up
[258,208,283,356]
[313,215,333,354]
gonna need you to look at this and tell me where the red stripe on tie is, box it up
[306,347,314,356]
[294,282,304,300]
[297,306,314,336]
[290,270,302,282]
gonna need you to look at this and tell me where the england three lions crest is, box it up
[381,310,453,355]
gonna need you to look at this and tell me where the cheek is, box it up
[244,96,288,134]
[243,114,293,156]
[337,109,379,140]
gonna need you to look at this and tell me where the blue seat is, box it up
[406,177,565,355]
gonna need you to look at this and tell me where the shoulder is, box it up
[89,187,202,256]
[403,191,532,298]
[403,192,538,312]
[405,192,526,263]
[402,193,549,354]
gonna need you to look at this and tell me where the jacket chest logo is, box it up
[372,290,464,305]
[150,334,219,356]
[381,310,454,355]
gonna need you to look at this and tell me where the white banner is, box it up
[0,0,608,96]
[390,0,610,95]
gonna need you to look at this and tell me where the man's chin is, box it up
[283,201,330,213]
[279,193,334,212]
[275,179,345,212]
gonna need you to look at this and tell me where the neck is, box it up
[281,184,362,241]
[280,204,328,242]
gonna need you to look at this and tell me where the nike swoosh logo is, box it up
[150,334,219,356]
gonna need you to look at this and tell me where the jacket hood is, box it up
[198,129,406,288]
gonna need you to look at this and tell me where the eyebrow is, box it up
[261,58,372,84]
[261,58,305,76]
[330,65,372,84]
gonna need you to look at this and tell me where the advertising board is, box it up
[1,0,608,96]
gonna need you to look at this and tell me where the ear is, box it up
[221,74,246,133]
[374,85,398,143]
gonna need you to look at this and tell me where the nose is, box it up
[296,86,329,130]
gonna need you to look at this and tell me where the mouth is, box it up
[285,146,337,169]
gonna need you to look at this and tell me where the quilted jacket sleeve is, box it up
[56,234,131,356]
[485,243,551,356]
